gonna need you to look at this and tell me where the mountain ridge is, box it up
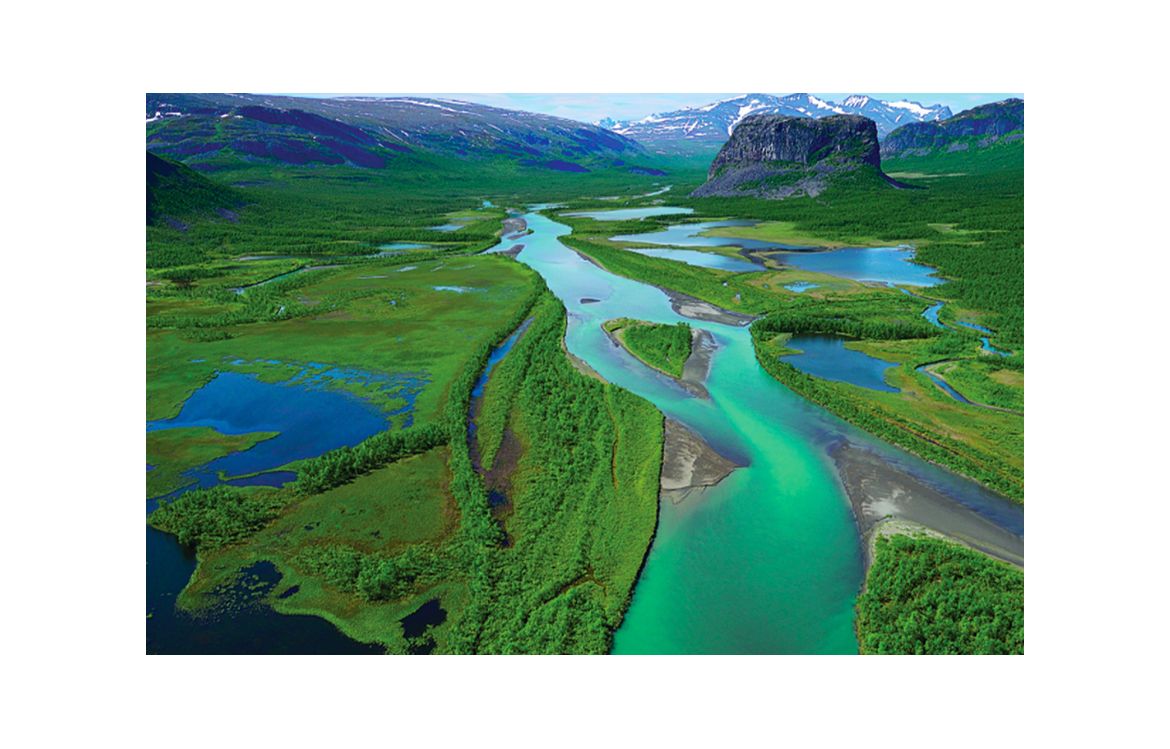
[601,93,952,154]
[146,93,662,175]
[881,98,1024,159]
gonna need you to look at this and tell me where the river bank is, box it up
[659,418,744,504]
[832,440,1024,568]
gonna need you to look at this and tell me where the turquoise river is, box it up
[491,209,1023,654]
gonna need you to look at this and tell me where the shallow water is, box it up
[781,335,900,393]
[564,206,694,221]
[955,321,1010,356]
[626,247,762,273]
[917,365,971,404]
[490,211,1022,653]
[923,301,945,327]
[784,282,819,293]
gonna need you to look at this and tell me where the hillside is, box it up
[146,93,665,176]
[146,151,239,226]
[692,114,893,199]
[881,98,1024,159]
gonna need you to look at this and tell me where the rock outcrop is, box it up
[691,114,884,199]
[881,98,1024,159]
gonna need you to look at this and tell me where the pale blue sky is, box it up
[286,93,1021,122]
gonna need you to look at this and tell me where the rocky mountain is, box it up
[881,98,1024,159]
[602,94,951,153]
[692,115,890,199]
[146,93,662,175]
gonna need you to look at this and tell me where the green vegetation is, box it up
[559,143,1023,500]
[856,532,1023,655]
[147,254,536,424]
[294,423,447,495]
[603,318,692,378]
[147,427,278,498]
[149,253,663,652]
[151,485,287,550]
[146,151,240,225]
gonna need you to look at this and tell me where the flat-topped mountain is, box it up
[692,114,887,199]
[882,98,1024,159]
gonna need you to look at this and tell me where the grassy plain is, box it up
[147,427,278,498]
[148,221,664,652]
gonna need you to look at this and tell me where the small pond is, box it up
[784,282,819,293]
[781,335,900,393]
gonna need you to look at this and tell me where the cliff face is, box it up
[692,115,883,199]
[882,98,1024,159]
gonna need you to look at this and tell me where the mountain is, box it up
[146,93,662,175]
[881,98,1024,159]
[602,94,952,154]
[146,151,239,226]
[692,115,890,199]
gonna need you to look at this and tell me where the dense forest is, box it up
[856,533,1024,655]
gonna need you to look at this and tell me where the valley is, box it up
[145,93,1024,655]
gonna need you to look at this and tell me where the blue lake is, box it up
[781,335,900,393]
[565,206,694,221]
[626,247,762,273]
[147,370,394,489]
[770,246,941,287]
[430,222,466,232]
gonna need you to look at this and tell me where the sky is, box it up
[287,93,1021,123]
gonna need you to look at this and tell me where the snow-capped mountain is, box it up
[600,94,953,153]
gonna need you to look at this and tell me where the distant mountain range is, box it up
[599,94,953,153]
[146,93,663,175]
[881,98,1024,159]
